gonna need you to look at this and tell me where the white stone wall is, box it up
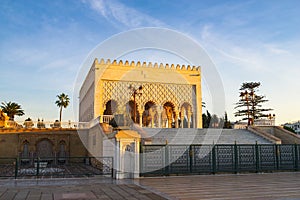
[87,125,103,157]
[103,138,115,157]
[79,63,96,122]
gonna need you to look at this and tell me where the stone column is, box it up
[180,108,185,128]
[157,106,163,128]
[187,108,192,128]
[99,111,104,123]
[168,115,173,128]
[175,110,179,128]
[162,109,167,128]
[149,107,156,128]
[138,110,143,127]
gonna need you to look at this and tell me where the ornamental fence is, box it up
[140,144,300,176]
[0,157,113,178]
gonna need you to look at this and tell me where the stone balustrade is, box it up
[1,120,90,130]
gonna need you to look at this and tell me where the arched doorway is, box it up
[58,140,67,163]
[104,100,118,115]
[103,100,118,124]
[163,102,176,128]
[180,102,192,128]
[20,140,30,163]
[143,101,157,127]
[125,100,140,124]
[36,139,53,158]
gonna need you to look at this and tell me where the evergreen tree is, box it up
[202,113,208,128]
[283,126,296,134]
[202,110,212,128]
[211,114,219,128]
[234,82,272,125]
[223,112,232,129]
[218,117,224,128]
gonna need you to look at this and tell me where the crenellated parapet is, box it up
[93,58,201,72]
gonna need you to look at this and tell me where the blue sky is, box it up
[0,0,299,124]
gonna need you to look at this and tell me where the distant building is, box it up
[233,116,276,129]
[254,118,275,126]
[284,121,300,134]
[233,122,248,129]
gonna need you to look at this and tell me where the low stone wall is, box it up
[0,133,18,158]
[0,129,89,158]
[86,124,104,158]
[274,126,300,144]
[248,126,281,144]
[254,126,300,144]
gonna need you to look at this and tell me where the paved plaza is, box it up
[0,177,168,200]
[1,172,300,199]
[138,172,300,200]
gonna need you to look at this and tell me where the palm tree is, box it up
[1,101,25,121]
[55,93,70,123]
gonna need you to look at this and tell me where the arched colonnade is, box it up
[103,100,194,128]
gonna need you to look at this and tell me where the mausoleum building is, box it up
[79,59,203,128]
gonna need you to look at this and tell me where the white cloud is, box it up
[264,44,290,55]
[84,0,164,28]
[199,25,266,71]
[195,24,300,125]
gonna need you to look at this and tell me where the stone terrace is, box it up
[142,128,272,144]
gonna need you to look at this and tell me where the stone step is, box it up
[141,128,272,144]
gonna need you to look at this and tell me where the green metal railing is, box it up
[0,158,18,178]
[0,157,113,179]
[140,144,300,176]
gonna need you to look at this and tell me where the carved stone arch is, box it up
[103,99,118,115]
[58,139,66,148]
[162,101,177,128]
[142,101,157,127]
[161,100,176,109]
[59,140,66,145]
[180,102,193,128]
[36,138,54,147]
[36,138,54,158]
[21,139,29,149]
[20,140,30,158]
[125,100,140,123]
[58,140,67,160]
[181,102,192,116]
[141,99,157,108]
[180,102,192,110]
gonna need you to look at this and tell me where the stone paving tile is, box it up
[138,172,300,200]
[5,172,300,200]
[14,191,29,200]
[0,190,16,200]
[0,178,169,200]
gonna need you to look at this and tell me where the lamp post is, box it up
[268,113,276,125]
[129,85,143,123]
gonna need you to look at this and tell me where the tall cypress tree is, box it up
[234,82,272,125]
[223,112,232,129]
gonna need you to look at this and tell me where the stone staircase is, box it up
[141,128,273,145]
[251,126,300,144]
